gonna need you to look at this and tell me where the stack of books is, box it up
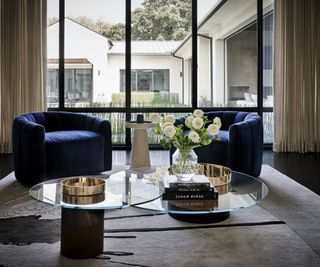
[162,175,218,201]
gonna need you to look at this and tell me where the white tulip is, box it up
[186,115,194,124]
[193,109,204,117]
[150,113,161,123]
[188,131,200,143]
[213,117,222,129]
[163,125,176,139]
[192,117,204,129]
[208,123,220,135]
[165,115,175,124]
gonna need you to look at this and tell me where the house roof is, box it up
[109,41,181,55]
[48,58,92,64]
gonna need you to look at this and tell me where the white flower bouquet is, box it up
[151,110,222,180]
[151,109,221,150]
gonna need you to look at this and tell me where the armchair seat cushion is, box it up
[195,139,228,166]
[45,130,105,178]
[45,130,102,143]
[194,130,229,165]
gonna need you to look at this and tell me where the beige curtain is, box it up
[0,0,47,153]
[274,0,320,153]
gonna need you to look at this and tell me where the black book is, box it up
[166,199,218,211]
[162,190,218,201]
[163,175,213,193]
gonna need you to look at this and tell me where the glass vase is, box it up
[172,148,198,181]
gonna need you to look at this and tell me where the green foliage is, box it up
[105,23,125,41]
[132,0,192,41]
[200,130,212,146]
[49,0,191,41]
[67,16,125,41]
[48,17,58,26]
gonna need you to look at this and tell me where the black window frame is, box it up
[50,0,272,149]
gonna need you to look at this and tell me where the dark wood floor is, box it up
[0,153,13,181]
[1,150,319,195]
[263,149,320,195]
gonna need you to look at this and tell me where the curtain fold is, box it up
[274,0,320,153]
[0,0,47,153]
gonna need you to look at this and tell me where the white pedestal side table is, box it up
[125,121,157,170]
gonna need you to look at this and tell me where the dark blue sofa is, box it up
[12,112,112,186]
[173,111,263,177]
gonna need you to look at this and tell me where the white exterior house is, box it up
[47,18,110,104]
[47,19,182,105]
[107,41,183,104]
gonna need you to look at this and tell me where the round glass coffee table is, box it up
[29,166,268,258]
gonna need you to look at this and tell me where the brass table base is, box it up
[61,208,104,259]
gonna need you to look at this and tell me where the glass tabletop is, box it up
[29,166,268,213]
[29,169,162,210]
[133,167,268,214]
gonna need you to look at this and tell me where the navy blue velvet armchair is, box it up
[12,112,112,186]
[173,111,263,177]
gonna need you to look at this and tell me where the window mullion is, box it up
[59,0,65,109]
[125,0,131,146]
[191,0,197,109]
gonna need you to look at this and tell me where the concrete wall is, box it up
[226,25,257,98]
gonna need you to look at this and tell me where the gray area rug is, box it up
[0,165,319,267]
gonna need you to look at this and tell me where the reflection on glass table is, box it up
[133,167,268,218]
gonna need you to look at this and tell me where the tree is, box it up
[48,17,58,26]
[132,0,191,41]
[68,16,124,41]
[47,0,191,41]
[103,23,125,41]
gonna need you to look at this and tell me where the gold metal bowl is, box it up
[197,163,231,187]
[62,193,105,205]
[62,177,105,196]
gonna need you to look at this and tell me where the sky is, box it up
[47,0,219,24]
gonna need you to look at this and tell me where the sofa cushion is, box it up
[45,130,105,178]
[194,131,229,166]
[194,139,228,166]
[208,130,229,143]
[45,130,100,143]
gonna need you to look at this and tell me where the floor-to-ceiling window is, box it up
[47,0,274,147]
